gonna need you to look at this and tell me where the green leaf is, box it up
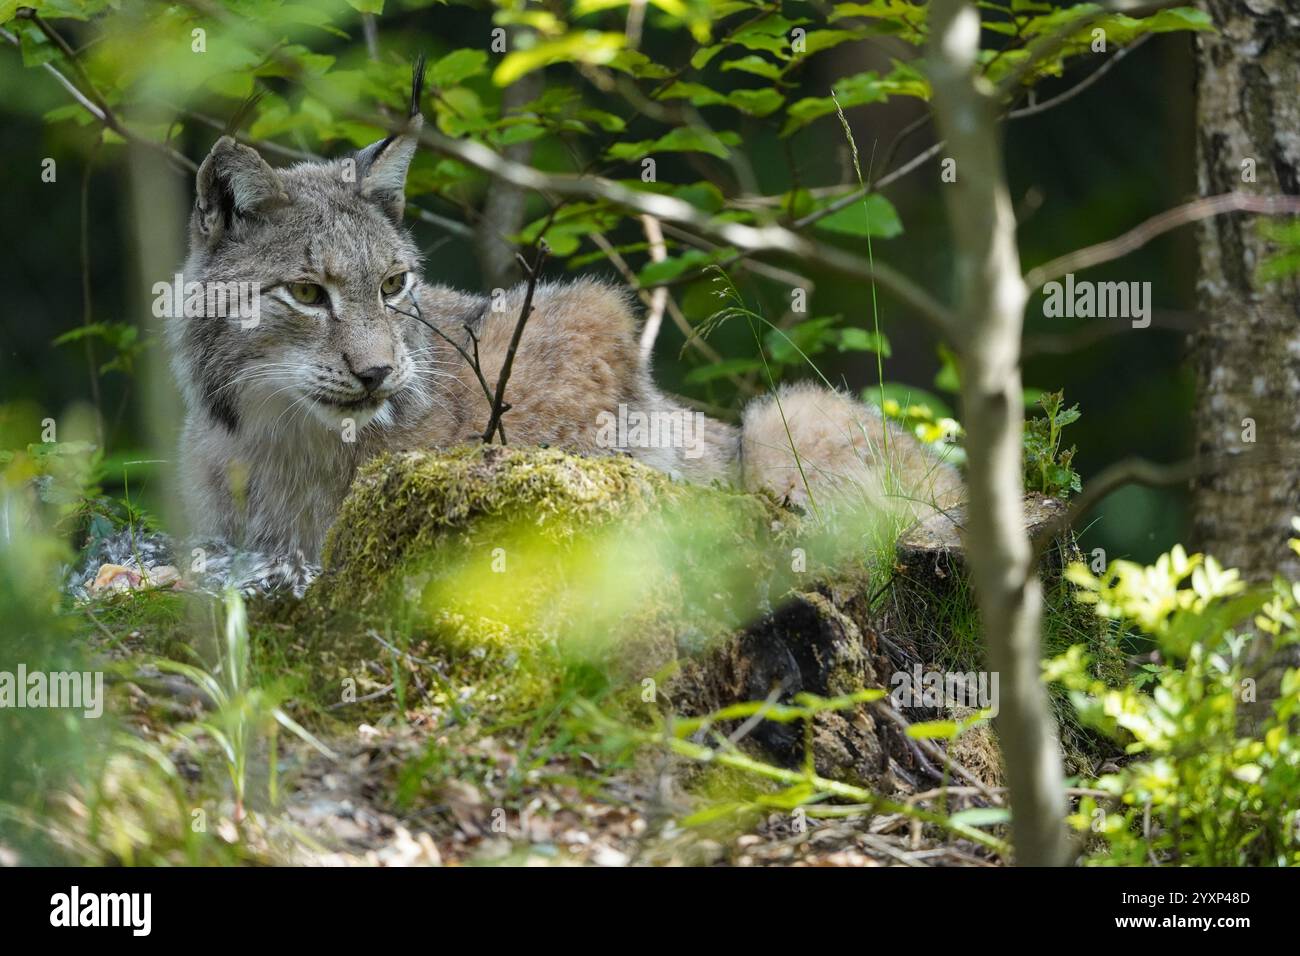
[493,31,626,86]
[606,49,674,79]
[732,32,791,57]
[344,0,383,13]
[657,81,727,107]
[813,194,903,239]
[690,44,723,69]
[727,88,784,117]
[720,55,783,80]
[798,29,868,57]
[782,63,929,134]
[765,317,840,365]
[934,344,961,393]
[906,719,960,739]
[607,127,739,161]
[519,202,621,257]
[948,807,1012,828]
[206,71,254,100]
[673,181,726,213]
[830,1,928,44]
[16,23,58,68]
[684,357,761,384]
[430,49,488,88]
[837,328,891,356]
[434,87,488,136]
[637,250,715,287]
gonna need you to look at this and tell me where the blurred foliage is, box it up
[1058,542,1300,865]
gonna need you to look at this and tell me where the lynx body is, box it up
[168,71,960,559]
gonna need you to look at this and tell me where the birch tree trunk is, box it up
[928,0,1069,866]
[1191,0,1300,583]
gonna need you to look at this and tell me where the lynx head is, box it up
[173,61,430,436]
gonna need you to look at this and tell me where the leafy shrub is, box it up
[1052,540,1300,865]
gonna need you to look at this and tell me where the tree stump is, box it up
[895,493,1069,592]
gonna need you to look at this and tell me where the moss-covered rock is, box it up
[307,444,786,682]
[298,445,1010,791]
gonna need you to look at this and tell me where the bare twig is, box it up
[367,629,444,668]
[483,243,550,444]
[385,296,498,424]
[1025,192,1300,289]
[326,683,394,709]
[4,14,196,173]
[1006,34,1151,120]
[873,702,1003,804]
[79,141,104,445]
[1021,308,1201,357]
[1029,456,1204,562]
[638,215,668,362]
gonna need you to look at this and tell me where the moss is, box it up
[304,445,786,705]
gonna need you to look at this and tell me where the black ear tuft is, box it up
[353,55,425,224]
[409,53,427,120]
[224,90,265,138]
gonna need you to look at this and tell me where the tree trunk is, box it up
[1191,0,1300,583]
[928,0,1069,866]
[473,29,543,291]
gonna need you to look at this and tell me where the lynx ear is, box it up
[194,136,287,244]
[356,55,426,224]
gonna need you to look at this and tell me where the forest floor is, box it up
[24,451,1121,867]
[54,583,1011,868]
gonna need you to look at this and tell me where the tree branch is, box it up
[1006,34,1151,119]
[483,243,550,444]
[1025,192,1300,289]
[993,0,1179,97]
[414,125,959,340]
[1031,457,1201,562]
[928,0,1068,866]
[637,215,668,362]
[0,24,196,174]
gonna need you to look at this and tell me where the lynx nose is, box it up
[353,364,392,393]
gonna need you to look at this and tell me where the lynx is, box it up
[167,64,961,561]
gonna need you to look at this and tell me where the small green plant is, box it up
[52,322,151,379]
[156,590,335,821]
[1053,541,1300,865]
[1024,390,1081,498]
[569,690,1010,857]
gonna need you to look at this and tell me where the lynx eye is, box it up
[287,282,326,306]
[380,272,409,297]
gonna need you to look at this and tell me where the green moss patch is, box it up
[303,445,792,707]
